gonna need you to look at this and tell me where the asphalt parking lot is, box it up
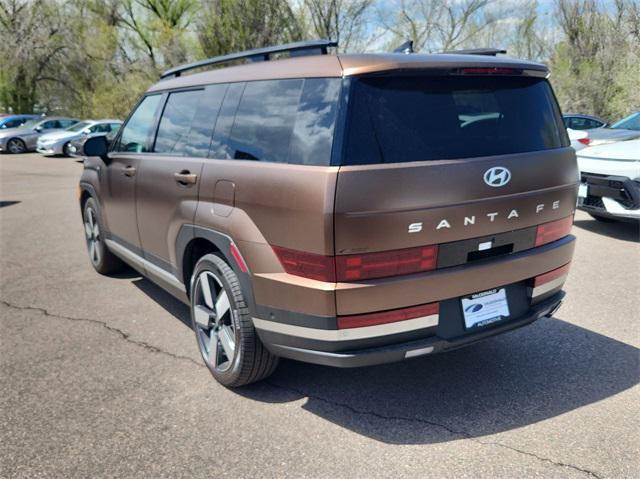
[1,153,638,478]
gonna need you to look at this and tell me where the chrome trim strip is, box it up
[105,239,186,293]
[532,274,567,297]
[252,314,439,341]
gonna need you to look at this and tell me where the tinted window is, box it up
[154,90,202,154]
[182,84,226,157]
[342,76,568,165]
[290,78,340,165]
[42,120,60,129]
[59,119,77,128]
[111,123,121,133]
[3,119,24,128]
[210,83,245,158]
[228,79,302,162]
[90,123,111,133]
[116,95,162,153]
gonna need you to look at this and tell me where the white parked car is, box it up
[577,139,640,221]
[567,128,589,152]
[36,119,122,156]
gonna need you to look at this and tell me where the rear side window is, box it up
[182,84,226,157]
[116,95,162,153]
[154,89,203,155]
[229,79,303,163]
[342,76,568,165]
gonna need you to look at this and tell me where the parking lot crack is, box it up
[0,299,202,368]
[266,380,603,479]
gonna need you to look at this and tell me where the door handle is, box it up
[123,166,136,177]
[174,171,198,185]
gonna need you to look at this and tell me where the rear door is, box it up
[135,86,224,277]
[103,94,163,253]
[334,74,577,255]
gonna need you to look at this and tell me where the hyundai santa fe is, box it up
[77,40,577,387]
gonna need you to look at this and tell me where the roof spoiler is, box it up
[160,39,338,80]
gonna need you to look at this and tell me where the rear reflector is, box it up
[335,245,438,281]
[229,243,248,273]
[272,245,336,282]
[535,216,573,247]
[338,302,439,330]
[533,263,571,288]
[578,138,591,146]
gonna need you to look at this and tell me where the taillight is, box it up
[272,243,439,282]
[272,245,336,282]
[460,67,518,75]
[338,302,439,329]
[533,263,571,288]
[335,245,438,281]
[535,216,574,247]
[578,138,591,146]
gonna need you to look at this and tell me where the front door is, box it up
[102,94,163,253]
[135,87,223,278]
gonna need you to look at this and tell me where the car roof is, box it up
[148,52,547,93]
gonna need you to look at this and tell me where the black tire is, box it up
[82,197,124,274]
[589,213,617,223]
[6,138,26,154]
[190,253,278,387]
[62,142,72,157]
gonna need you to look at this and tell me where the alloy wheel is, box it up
[84,206,101,266]
[193,271,236,371]
[7,139,25,154]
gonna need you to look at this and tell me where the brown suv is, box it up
[78,40,577,387]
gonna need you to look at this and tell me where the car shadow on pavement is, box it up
[125,275,639,445]
[238,317,639,445]
[573,218,639,242]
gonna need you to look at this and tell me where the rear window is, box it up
[341,75,568,165]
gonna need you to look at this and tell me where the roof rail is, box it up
[441,48,507,56]
[160,39,338,79]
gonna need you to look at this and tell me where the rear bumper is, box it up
[262,291,564,368]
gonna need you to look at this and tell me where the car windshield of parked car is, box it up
[610,112,640,130]
[67,121,91,132]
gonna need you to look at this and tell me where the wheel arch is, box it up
[176,226,256,311]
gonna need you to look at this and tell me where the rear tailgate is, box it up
[334,149,578,254]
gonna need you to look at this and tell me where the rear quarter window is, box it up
[341,75,568,165]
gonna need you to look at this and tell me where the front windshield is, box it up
[610,112,640,130]
[67,121,90,132]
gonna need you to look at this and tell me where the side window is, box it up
[111,123,121,133]
[182,83,226,157]
[154,89,202,154]
[289,78,340,166]
[91,123,111,133]
[229,79,302,162]
[210,83,245,158]
[586,119,602,129]
[59,120,76,128]
[115,95,162,153]
[42,120,60,129]
[4,119,23,128]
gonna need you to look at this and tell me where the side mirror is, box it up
[82,135,109,162]
[34,126,42,132]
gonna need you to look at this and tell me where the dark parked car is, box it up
[578,111,640,147]
[0,114,39,130]
[78,40,576,387]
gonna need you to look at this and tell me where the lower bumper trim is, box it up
[267,291,565,368]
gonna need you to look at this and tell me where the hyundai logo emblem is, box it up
[483,167,512,187]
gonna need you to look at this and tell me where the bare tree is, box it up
[302,0,374,52]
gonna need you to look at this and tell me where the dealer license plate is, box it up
[461,288,510,330]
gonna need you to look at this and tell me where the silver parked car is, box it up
[36,119,122,156]
[0,117,78,154]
